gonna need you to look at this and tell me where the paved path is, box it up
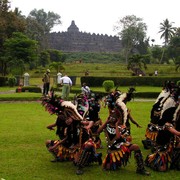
[133,98,155,102]
[0,90,16,94]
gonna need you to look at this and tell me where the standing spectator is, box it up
[85,70,89,76]
[60,74,72,100]
[154,70,158,76]
[81,83,91,97]
[42,69,51,96]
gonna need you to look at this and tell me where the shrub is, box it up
[0,76,8,86]
[8,76,16,87]
[16,86,42,93]
[176,80,180,86]
[102,80,114,92]
[149,73,153,76]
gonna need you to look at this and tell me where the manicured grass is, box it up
[0,92,41,97]
[32,63,179,77]
[0,86,161,101]
[0,87,16,92]
[83,86,162,93]
[0,85,162,93]
[0,101,180,180]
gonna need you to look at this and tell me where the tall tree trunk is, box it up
[160,48,165,64]
[125,48,131,64]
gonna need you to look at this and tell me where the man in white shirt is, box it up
[60,74,72,100]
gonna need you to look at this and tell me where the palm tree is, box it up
[127,54,147,76]
[159,19,176,63]
[159,19,176,46]
[13,7,26,19]
[175,27,180,37]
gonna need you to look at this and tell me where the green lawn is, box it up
[0,101,180,180]
[31,63,179,77]
[0,85,161,98]
[0,85,162,93]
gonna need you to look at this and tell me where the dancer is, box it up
[142,81,176,150]
[97,110,150,175]
[87,93,103,148]
[45,113,69,162]
[145,87,180,172]
[98,88,150,175]
[81,83,91,97]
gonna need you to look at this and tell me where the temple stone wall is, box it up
[47,20,122,53]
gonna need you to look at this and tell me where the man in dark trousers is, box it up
[42,69,50,96]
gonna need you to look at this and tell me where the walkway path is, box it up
[0,90,16,94]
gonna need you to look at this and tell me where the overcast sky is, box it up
[10,0,180,45]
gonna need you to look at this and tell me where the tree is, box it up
[25,16,45,44]
[0,0,9,13]
[8,58,25,76]
[49,62,65,73]
[13,7,25,18]
[38,51,50,67]
[158,19,176,63]
[3,32,38,75]
[175,27,180,37]
[29,9,61,33]
[127,54,147,76]
[27,9,61,50]
[150,45,164,63]
[47,49,66,63]
[159,19,176,46]
[135,38,150,55]
[167,36,180,71]
[114,15,147,64]
[0,0,26,43]
[0,0,27,76]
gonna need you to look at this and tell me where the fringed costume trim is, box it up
[102,144,131,170]
[57,145,77,161]
[145,144,173,171]
[145,128,158,141]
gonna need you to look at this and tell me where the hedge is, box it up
[81,76,180,87]
[16,86,42,93]
[0,76,8,86]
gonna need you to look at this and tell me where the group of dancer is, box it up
[41,80,180,176]
[43,91,103,175]
[142,80,180,171]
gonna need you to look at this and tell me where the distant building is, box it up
[47,20,122,53]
